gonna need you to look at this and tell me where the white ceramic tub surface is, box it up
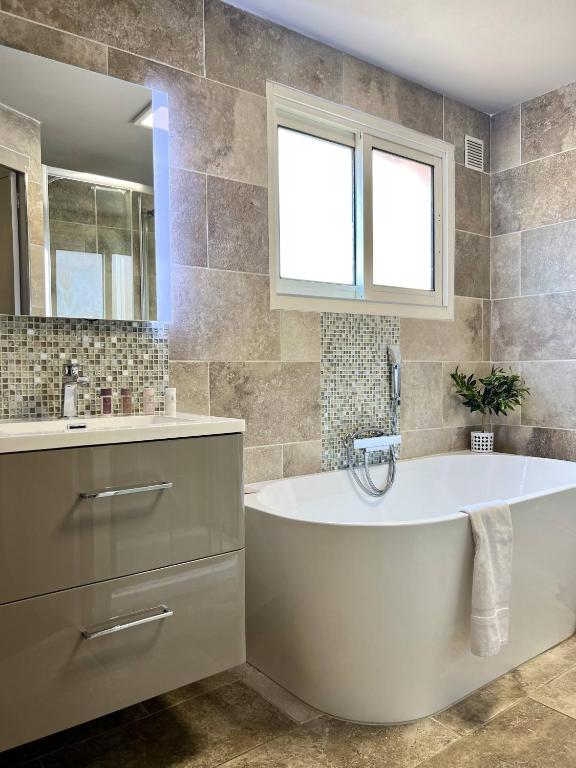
[245,453,576,723]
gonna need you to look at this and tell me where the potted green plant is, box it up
[450,366,530,452]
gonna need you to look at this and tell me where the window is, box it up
[278,127,355,287]
[370,146,434,291]
[267,83,455,319]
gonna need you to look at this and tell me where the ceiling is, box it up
[226,0,576,114]
[0,44,153,185]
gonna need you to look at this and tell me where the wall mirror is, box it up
[0,45,170,321]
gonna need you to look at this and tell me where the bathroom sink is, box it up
[0,413,245,453]
[0,414,189,435]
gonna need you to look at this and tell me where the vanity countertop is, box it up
[0,413,245,454]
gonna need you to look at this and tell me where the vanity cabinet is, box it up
[0,434,243,603]
[0,432,245,753]
[0,555,244,751]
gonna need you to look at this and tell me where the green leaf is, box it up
[449,365,530,420]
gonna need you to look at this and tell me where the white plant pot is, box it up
[471,431,494,453]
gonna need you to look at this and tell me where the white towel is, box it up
[461,500,513,657]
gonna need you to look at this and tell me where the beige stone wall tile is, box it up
[522,83,576,163]
[401,297,483,362]
[0,11,107,72]
[491,105,520,172]
[210,362,321,447]
[402,362,443,430]
[455,231,490,298]
[342,55,443,138]
[521,361,576,429]
[521,221,576,295]
[401,426,474,459]
[204,0,342,100]
[244,445,283,484]
[492,150,576,235]
[170,168,207,268]
[4,0,204,73]
[455,164,490,236]
[170,266,280,362]
[283,441,322,477]
[207,176,268,273]
[168,361,209,414]
[491,233,521,299]
[492,294,576,361]
[280,312,321,362]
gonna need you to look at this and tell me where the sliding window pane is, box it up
[278,126,355,285]
[372,149,434,290]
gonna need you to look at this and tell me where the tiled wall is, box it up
[0,1,492,479]
[491,85,576,460]
[0,316,168,418]
[321,314,399,470]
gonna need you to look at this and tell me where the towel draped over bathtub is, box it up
[461,500,513,658]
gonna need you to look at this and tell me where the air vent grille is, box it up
[465,135,484,171]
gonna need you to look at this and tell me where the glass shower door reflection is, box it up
[55,250,104,319]
[46,170,154,320]
[111,252,135,320]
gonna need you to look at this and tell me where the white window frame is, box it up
[267,82,455,319]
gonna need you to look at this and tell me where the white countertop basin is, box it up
[0,413,245,453]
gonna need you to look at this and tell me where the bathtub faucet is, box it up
[345,347,402,497]
[345,427,401,498]
[352,434,402,452]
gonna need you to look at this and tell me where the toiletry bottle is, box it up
[121,387,133,416]
[165,387,177,417]
[100,387,113,417]
[143,387,155,415]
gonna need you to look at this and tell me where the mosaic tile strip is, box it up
[0,316,169,420]
[321,312,400,471]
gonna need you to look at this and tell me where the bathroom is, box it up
[1,0,576,765]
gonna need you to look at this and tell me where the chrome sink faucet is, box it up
[61,363,90,419]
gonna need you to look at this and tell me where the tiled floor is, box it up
[5,636,576,767]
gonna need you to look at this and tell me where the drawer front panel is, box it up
[0,434,243,603]
[0,552,245,753]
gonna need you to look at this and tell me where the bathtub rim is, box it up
[245,451,576,528]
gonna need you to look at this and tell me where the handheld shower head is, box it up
[388,345,401,418]
[387,345,401,367]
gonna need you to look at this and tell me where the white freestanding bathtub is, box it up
[245,452,576,724]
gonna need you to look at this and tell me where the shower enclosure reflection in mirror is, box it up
[0,44,170,321]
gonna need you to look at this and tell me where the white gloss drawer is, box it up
[0,552,245,753]
[0,434,243,603]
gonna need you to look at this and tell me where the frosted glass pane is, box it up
[56,250,103,319]
[372,149,434,290]
[278,127,355,285]
[112,252,135,320]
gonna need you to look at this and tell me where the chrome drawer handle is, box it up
[81,604,173,640]
[80,481,173,499]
